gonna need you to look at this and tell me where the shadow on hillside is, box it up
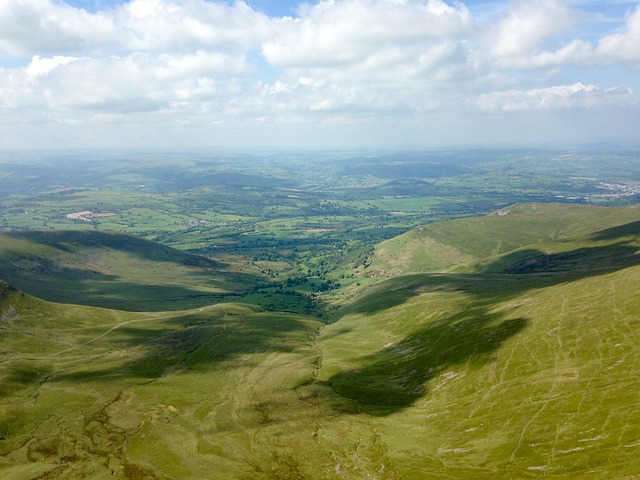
[3,230,227,269]
[0,265,261,311]
[75,281,239,312]
[337,241,640,320]
[481,243,640,275]
[49,310,317,384]
[591,220,640,241]
[325,239,640,414]
[0,230,269,311]
[329,310,527,413]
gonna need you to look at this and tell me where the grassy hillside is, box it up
[366,203,640,275]
[3,204,640,478]
[474,217,640,276]
[0,284,330,479]
[0,230,266,311]
[316,206,640,477]
[317,262,640,478]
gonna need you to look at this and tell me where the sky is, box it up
[0,0,639,150]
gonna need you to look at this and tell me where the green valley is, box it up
[2,149,640,478]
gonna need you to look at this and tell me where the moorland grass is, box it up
[1,289,328,479]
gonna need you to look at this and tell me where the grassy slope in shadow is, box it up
[367,203,640,276]
[0,230,266,311]
[322,208,640,411]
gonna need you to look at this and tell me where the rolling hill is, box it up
[366,203,640,276]
[2,203,640,478]
[0,230,266,311]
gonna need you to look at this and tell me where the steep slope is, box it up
[0,282,326,479]
[317,207,640,478]
[367,203,640,275]
[474,217,640,276]
[0,230,266,311]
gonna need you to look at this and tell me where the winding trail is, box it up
[47,311,195,357]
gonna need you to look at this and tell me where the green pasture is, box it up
[367,196,442,213]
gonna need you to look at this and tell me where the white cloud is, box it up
[493,39,595,70]
[0,0,116,55]
[477,83,640,112]
[256,0,481,115]
[485,0,575,60]
[597,6,640,64]
[0,51,254,114]
[526,39,595,68]
[263,0,473,69]
[90,112,129,124]
[115,0,272,52]
[0,0,272,56]
[26,55,78,78]
[0,0,640,148]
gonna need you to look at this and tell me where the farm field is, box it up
[2,149,640,478]
[2,149,640,280]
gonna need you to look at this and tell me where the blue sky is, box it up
[0,0,639,149]
[65,0,302,16]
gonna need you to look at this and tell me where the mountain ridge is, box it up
[365,203,640,276]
